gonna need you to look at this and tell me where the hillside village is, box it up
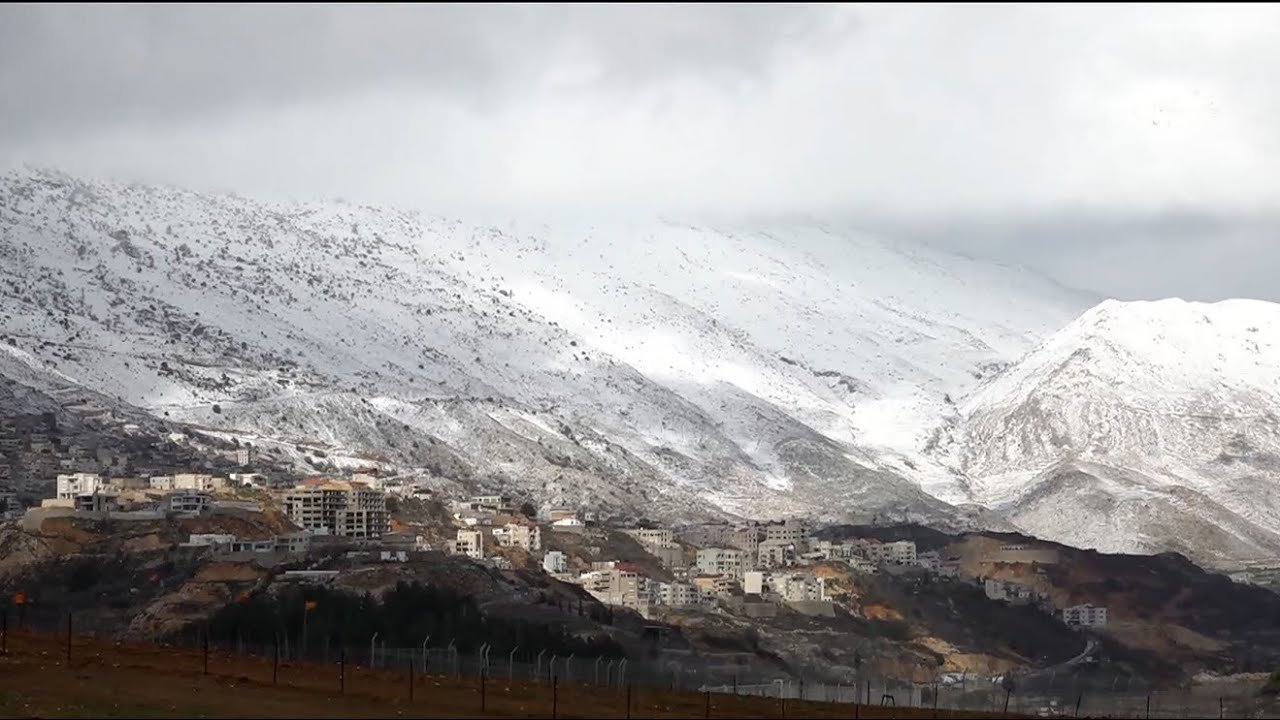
[14,444,1113,636]
[10,399,1280,690]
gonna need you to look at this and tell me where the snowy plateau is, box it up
[1,168,1276,567]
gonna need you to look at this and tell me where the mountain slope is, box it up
[954,298,1280,566]
[0,168,1092,525]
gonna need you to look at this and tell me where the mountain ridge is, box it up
[4,166,1277,565]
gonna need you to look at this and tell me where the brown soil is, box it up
[0,632,1028,719]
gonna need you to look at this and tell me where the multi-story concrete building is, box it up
[692,574,737,600]
[764,519,806,544]
[543,550,568,574]
[497,522,541,551]
[680,523,732,548]
[275,531,313,555]
[74,490,119,513]
[455,528,484,559]
[283,480,389,539]
[726,525,762,557]
[624,528,675,548]
[775,572,826,603]
[885,540,917,564]
[655,581,699,608]
[169,491,211,516]
[580,564,650,613]
[696,547,747,581]
[1063,604,1107,628]
[757,539,796,569]
[470,495,510,511]
[235,446,257,467]
[856,539,917,565]
[56,472,104,500]
[149,473,224,492]
[186,533,236,548]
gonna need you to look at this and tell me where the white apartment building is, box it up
[581,565,649,612]
[757,539,796,569]
[455,528,484,559]
[692,574,737,600]
[497,522,541,551]
[283,481,389,539]
[764,519,806,544]
[551,517,585,533]
[149,473,224,492]
[1063,604,1108,628]
[624,528,675,548]
[743,570,767,596]
[186,533,236,548]
[543,550,568,574]
[470,495,509,511]
[858,539,917,565]
[175,474,224,492]
[696,547,747,581]
[885,540,917,564]
[56,473,104,499]
[230,472,266,488]
[775,572,827,603]
[656,581,698,607]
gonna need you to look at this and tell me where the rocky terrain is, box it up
[0,167,1089,532]
[950,299,1280,567]
[2,167,1278,565]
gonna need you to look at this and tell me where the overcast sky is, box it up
[2,4,1277,301]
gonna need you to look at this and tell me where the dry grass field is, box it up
[0,631,1032,719]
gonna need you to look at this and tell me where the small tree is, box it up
[520,501,537,519]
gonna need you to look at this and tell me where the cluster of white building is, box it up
[510,519,958,619]
[44,472,398,544]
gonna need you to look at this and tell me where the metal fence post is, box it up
[1,606,7,655]
[480,668,486,711]
[340,648,346,694]
[552,674,559,719]
[272,637,279,685]
[409,657,414,701]
[65,611,72,665]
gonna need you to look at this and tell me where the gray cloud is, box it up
[866,210,1280,303]
[0,4,831,141]
[1,4,1278,303]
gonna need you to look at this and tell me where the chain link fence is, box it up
[3,604,1277,718]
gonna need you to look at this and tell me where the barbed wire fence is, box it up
[1,603,1276,718]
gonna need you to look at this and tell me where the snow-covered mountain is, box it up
[954,299,1280,567]
[0,167,1092,528]
[10,168,1277,564]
